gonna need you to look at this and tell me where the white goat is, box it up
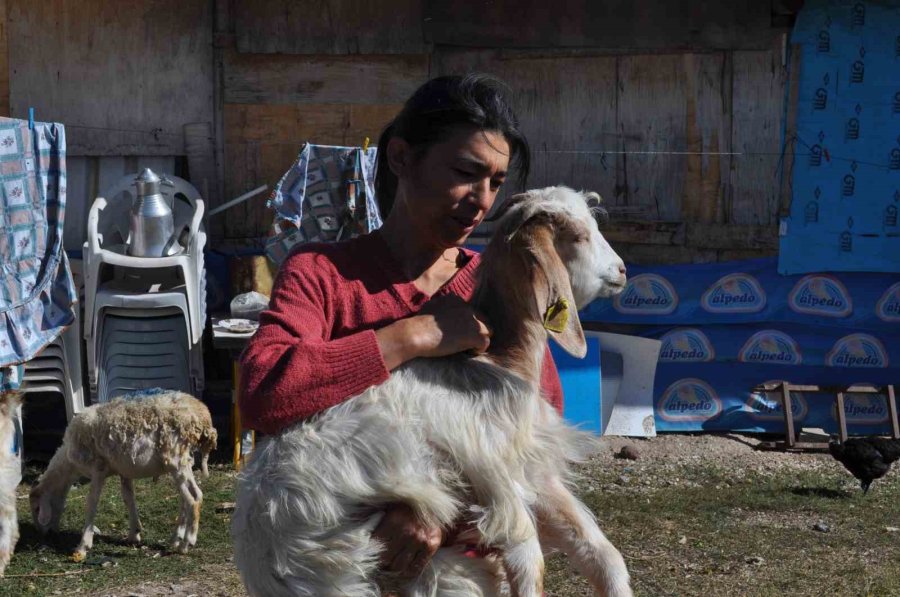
[232,186,632,597]
[30,390,217,561]
[0,392,21,576]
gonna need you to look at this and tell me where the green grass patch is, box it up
[5,466,243,595]
[5,454,900,596]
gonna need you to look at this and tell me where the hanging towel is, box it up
[265,143,381,264]
[0,117,77,391]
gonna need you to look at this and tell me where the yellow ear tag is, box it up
[543,297,569,333]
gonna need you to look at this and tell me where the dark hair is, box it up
[374,74,530,217]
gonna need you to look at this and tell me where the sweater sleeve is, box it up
[540,345,564,415]
[238,252,390,434]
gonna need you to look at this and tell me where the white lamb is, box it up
[0,391,22,576]
[232,186,632,597]
[30,390,217,561]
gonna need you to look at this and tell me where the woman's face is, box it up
[390,126,511,248]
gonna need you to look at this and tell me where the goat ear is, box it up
[489,192,540,239]
[525,225,587,358]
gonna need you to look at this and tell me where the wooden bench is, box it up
[752,382,899,450]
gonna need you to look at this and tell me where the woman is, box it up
[239,74,564,582]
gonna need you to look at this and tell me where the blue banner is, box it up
[779,0,900,274]
[581,256,900,433]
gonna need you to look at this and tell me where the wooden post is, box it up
[781,383,796,448]
[232,362,243,470]
[887,385,899,440]
[836,391,848,443]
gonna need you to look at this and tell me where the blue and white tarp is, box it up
[581,257,900,434]
[779,0,900,274]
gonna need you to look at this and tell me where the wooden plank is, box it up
[233,0,425,55]
[616,53,730,222]
[779,43,802,218]
[731,48,787,225]
[614,243,717,265]
[224,103,399,146]
[64,156,90,252]
[424,0,776,51]
[225,52,429,105]
[685,222,779,250]
[836,392,848,443]
[889,385,899,440]
[0,0,8,117]
[432,49,618,201]
[717,248,778,262]
[8,0,214,156]
[601,221,686,246]
[222,103,400,239]
[211,0,233,241]
[782,384,796,448]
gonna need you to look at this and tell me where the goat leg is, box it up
[185,470,203,547]
[73,471,108,562]
[502,534,544,597]
[459,460,544,596]
[0,485,18,576]
[120,477,143,544]
[535,477,631,597]
[170,468,199,553]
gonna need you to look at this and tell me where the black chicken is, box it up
[829,437,900,493]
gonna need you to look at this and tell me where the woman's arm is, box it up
[375,294,492,370]
[239,256,493,435]
[238,253,392,434]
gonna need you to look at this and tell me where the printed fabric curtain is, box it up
[0,117,77,392]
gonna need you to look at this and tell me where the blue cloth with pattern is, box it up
[265,143,382,264]
[779,0,900,274]
[0,117,76,392]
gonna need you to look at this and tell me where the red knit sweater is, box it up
[239,231,564,435]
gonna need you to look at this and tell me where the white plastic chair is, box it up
[22,310,86,421]
[91,308,202,403]
[82,173,206,351]
[85,280,196,387]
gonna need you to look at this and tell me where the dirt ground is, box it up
[80,432,857,597]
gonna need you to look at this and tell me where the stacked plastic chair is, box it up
[22,302,85,420]
[82,173,206,402]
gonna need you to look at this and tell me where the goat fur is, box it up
[0,392,21,576]
[232,186,633,597]
[30,390,217,561]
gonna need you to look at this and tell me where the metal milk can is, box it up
[127,168,181,257]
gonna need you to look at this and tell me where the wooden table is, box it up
[210,318,256,469]
[753,382,899,450]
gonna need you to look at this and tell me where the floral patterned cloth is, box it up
[265,143,382,264]
[0,117,76,391]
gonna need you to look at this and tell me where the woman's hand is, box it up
[373,503,443,580]
[376,295,492,370]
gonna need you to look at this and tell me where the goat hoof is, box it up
[170,540,189,554]
[128,533,142,544]
[70,551,87,563]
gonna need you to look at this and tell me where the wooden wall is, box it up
[0,0,217,241]
[219,0,793,264]
[0,0,796,264]
[6,0,213,157]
